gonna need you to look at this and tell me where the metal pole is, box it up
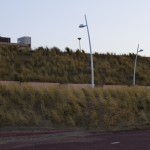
[133,44,139,86]
[79,39,81,51]
[84,15,94,88]
[78,38,82,51]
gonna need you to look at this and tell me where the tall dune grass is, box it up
[0,84,150,130]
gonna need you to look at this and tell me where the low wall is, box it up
[0,81,91,89]
[0,81,150,89]
[102,85,150,89]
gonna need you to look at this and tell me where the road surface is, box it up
[0,130,150,150]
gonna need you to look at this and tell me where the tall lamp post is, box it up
[133,44,143,86]
[77,37,82,51]
[79,15,94,88]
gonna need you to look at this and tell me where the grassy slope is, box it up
[0,84,150,130]
[0,45,150,85]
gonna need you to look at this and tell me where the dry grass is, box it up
[0,84,150,130]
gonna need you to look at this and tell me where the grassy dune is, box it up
[1,45,150,85]
[0,84,150,130]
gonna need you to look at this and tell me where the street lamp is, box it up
[79,15,94,88]
[133,44,143,86]
[77,37,82,51]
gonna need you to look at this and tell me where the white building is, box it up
[17,36,31,47]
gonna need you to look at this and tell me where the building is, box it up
[0,36,31,48]
[0,36,11,43]
[17,36,31,47]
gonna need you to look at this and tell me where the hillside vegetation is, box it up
[0,45,150,85]
[0,84,150,130]
[0,46,150,130]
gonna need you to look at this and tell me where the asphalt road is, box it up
[0,130,150,150]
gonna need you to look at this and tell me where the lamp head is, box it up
[79,24,86,28]
[78,37,81,40]
[138,49,143,52]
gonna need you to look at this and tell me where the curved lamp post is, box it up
[133,44,143,86]
[79,15,94,88]
[77,37,82,51]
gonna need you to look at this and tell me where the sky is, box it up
[1,0,150,56]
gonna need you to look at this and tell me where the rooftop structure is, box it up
[17,36,31,48]
[0,36,31,48]
[0,36,11,43]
